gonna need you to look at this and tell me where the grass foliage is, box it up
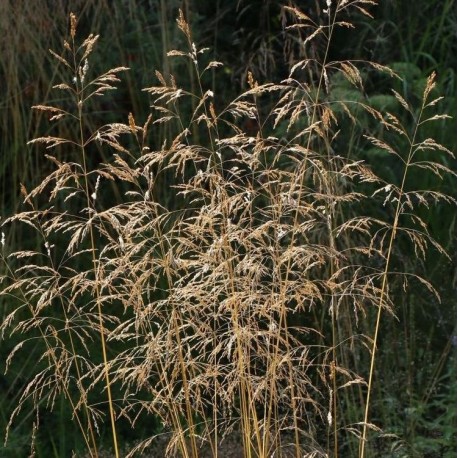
[1,1,455,457]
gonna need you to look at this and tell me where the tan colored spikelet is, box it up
[31,105,67,114]
[282,6,312,22]
[177,9,191,39]
[323,67,330,93]
[49,49,71,69]
[52,83,73,92]
[340,61,363,90]
[170,74,177,90]
[70,13,77,39]
[204,61,223,72]
[142,114,153,144]
[81,34,100,60]
[353,4,375,19]
[209,102,217,125]
[167,50,187,58]
[128,113,136,133]
[247,71,258,90]
[368,62,401,80]
[391,89,411,113]
[19,183,28,199]
[155,70,167,86]
[423,71,436,103]
[305,26,324,44]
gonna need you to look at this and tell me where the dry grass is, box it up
[1,2,454,457]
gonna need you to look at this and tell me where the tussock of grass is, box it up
[1,2,455,457]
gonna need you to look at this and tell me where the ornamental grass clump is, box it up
[1,2,454,457]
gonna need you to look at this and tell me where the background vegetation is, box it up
[0,1,455,457]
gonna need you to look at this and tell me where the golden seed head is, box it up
[70,13,77,39]
[247,71,257,90]
[128,112,136,133]
[177,9,190,38]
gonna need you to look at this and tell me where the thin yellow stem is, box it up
[75,74,120,456]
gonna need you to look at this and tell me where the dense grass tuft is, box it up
[1,2,455,457]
